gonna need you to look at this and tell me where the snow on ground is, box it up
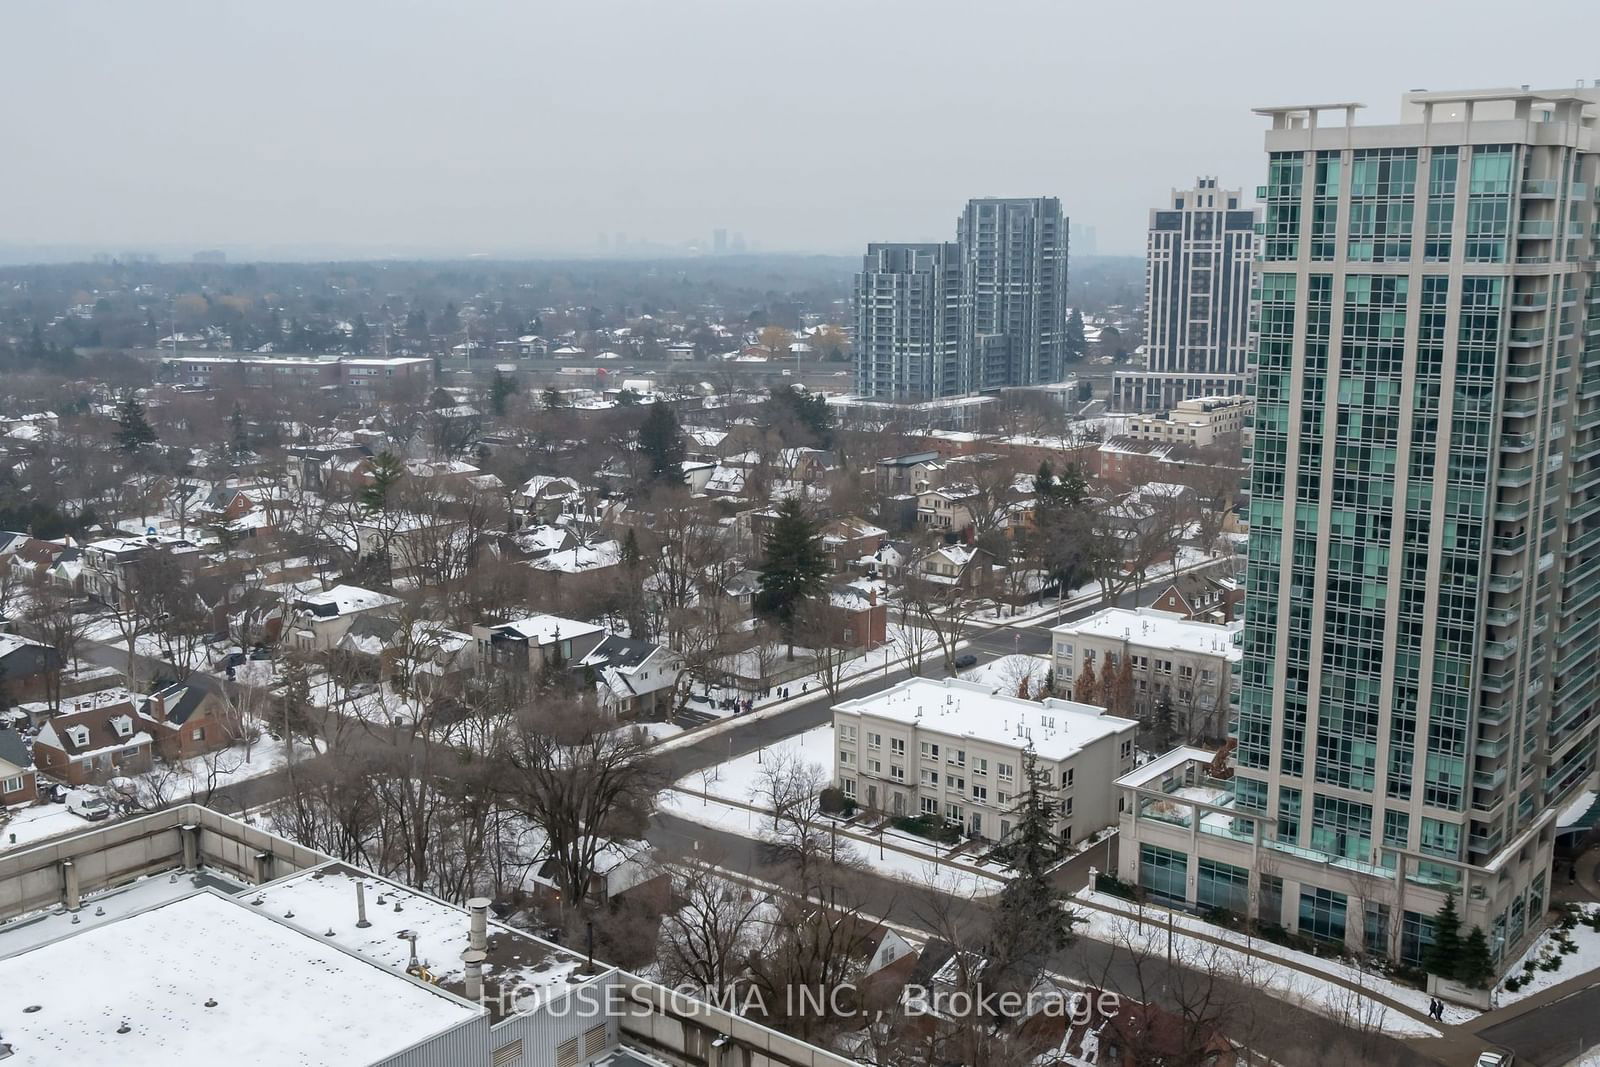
[1496,903,1600,1005]
[1,802,95,852]
[676,724,835,805]
[657,790,1000,898]
[129,737,323,804]
[1074,889,1470,1029]
[959,653,1053,695]
[1076,902,1441,1037]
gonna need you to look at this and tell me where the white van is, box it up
[65,791,111,821]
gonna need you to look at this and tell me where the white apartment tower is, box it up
[1119,88,1600,974]
[853,243,962,400]
[1115,178,1258,411]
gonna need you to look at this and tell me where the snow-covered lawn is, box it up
[1075,900,1442,1037]
[0,802,95,852]
[1073,889,1467,1031]
[1497,903,1600,1005]
[959,653,1053,696]
[676,724,835,805]
[129,737,324,805]
[656,789,1000,898]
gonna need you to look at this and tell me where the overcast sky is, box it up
[3,0,1596,260]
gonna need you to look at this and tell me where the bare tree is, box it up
[656,855,772,1000]
[500,699,667,909]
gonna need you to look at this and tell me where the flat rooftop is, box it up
[834,677,1134,762]
[1052,607,1239,660]
[0,889,479,1066]
[256,862,585,1017]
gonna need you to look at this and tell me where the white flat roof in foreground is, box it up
[0,890,478,1066]
[834,677,1133,762]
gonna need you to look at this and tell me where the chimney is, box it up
[467,897,490,952]
[356,881,371,928]
[149,691,167,724]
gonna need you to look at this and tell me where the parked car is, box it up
[1475,1051,1513,1067]
[65,791,111,821]
[952,653,979,669]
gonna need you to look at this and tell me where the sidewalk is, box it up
[1069,891,1442,1034]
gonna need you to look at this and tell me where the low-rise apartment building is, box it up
[1050,607,1238,741]
[1123,394,1249,449]
[832,677,1137,845]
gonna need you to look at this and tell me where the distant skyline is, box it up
[3,0,1595,261]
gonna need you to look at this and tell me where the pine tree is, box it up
[1423,893,1463,979]
[360,451,405,514]
[1457,926,1493,988]
[1064,308,1087,362]
[228,402,249,457]
[115,394,158,453]
[637,402,687,486]
[755,500,829,653]
[542,386,565,410]
[989,750,1080,985]
[489,371,517,417]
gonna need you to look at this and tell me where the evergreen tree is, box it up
[1032,461,1095,593]
[615,387,641,407]
[621,527,642,567]
[1457,926,1493,988]
[115,394,158,453]
[1423,893,1463,979]
[767,385,834,448]
[360,451,406,514]
[489,370,518,417]
[228,402,249,457]
[637,402,687,485]
[351,317,371,354]
[755,500,829,653]
[1064,308,1087,362]
[440,301,460,331]
[989,750,1081,986]
[542,386,566,410]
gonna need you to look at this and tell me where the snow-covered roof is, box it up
[0,889,479,1066]
[489,613,604,644]
[1114,746,1219,789]
[530,540,622,574]
[1051,606,1239,660]
[293,584,402,619]
[834,677,1135,762]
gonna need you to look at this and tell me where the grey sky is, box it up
[4,0,1595,258]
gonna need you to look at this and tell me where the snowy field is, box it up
[0,802,96,852]
[676,724,836,805]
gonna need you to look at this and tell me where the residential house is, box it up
[81,533,202,609]
[915,543,994,593]
[826,583,889,650]
[32,692,156,785]
[472,614,606,674]
[337,617,474,690]
[138,678,236,761]
[0,724,37,806]
[285,585,402,651]
[529,540,623,580]
[516,476,583,525]
[0,635,65,705]
[875,451,944,497]
[819,517,887,573]
[916,484,980,532]
[1149,569,1242,624]
[576,635,682,720]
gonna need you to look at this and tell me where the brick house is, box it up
[32,695,155,785]
[1149,570,1243,624]
[138,679,237,761]
[0,724,38,806]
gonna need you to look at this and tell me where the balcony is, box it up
[1492,531,1529,555]
[1522,179,1559,198]
[1519,219,1557,238]
[1504,395,1541,417]
[1489,569,1524,593]
[1486,605,1522,628]
[1484,635,1520,661]
[1499,464,1535,487]
[1500,432,1536,453]
[1578,408,1600,431]
[1512,289,1552,308]
[1474,766,1509,791]
[1509,328,1547,348]
[1505,361,1542,381]
[1468,827,1507,855]
[1494,498,1531,522]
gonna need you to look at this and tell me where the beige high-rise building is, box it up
[1118,87,1600,977]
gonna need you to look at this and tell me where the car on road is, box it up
[952,653,979,669]
[1475,1050,1514,1067]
